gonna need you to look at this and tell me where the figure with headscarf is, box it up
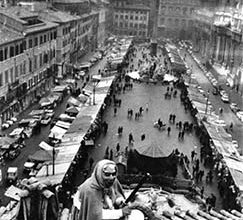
[75,159,132,220]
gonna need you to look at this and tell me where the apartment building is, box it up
[0,6,58,124]
[112,0,150,39]
[157,0,200,39]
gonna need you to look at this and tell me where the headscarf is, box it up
[78,159,125,220]
[91,159,117,190]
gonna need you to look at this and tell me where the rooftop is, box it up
[0,26,23,45]
[0,6,38,22]
[38,9,78,23]
[114,3,150,11]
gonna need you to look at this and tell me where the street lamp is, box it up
[92,75,101,105]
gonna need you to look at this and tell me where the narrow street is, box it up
[0,50,108,206]
[182,50,243,155]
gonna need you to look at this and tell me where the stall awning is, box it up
[67,96,82,107]
[49,126,67,140]
[55,121,71,130]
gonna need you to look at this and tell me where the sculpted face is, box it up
[102,164,117,188]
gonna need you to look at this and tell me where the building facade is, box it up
[112,0,150,39]
[192,0,243,93]
[0,6,58,125]
[157,0,200,39]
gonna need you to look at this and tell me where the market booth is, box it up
[128,140,178,176]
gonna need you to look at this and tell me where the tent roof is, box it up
[0,137,16,148]
[135,140,169,158]
[29,149,57,162]
[67,96,82,107]
[65,106,80,114]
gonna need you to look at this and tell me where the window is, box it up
[34,55,37,69]
[44,34,47,42]
[0,73,3,86]
[10,46,15,57]
[134,23,138,29]
[20,42,23,53]
[19,63,22,76]
[14,66,17,80]
[23,61,26,75]
[4,47,8,60]
[40,36,43,44]
[15,44,19,55]
[29,58,32,73]
[120,22,123,28]
[4,70,8,84]
[125,22,128,28]
[125,15,128,19]
[183,7,187,15]
[29,39,33,48]
[130,15,133,20]
[130,23,133,28]
[23,41,26,50]
[120,15,124,19]
[160,17,165,25]
[135,16,138,20]
[0,50,3,61]
[115,14,118,19]
[190,8,194,14]
[54,31,57,39]
[161,6,166,14]
[34,37,38,46]
[39,53,42,67]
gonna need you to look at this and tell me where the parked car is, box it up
[221,94,230,103]
[230,103,240,113]
[232,140,239,149]
[41,115,52,125]
[6,167,18,185]
[236,111,243,122]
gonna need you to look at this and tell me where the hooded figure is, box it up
[77,159,130,220]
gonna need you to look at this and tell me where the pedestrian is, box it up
[104,122,108,134]
[181,130,185,140]
[141,133,145,141]
[169,114,172,122]
[145,103,149,112]
[178,131,181,140]
[199,170,204,182]
[105,146,110,158]
[116,143,120,152]
[172,114,176,124]
[109,149,113,160]
[200,186,204,199]
[114,107,117,116]
[191,150,196,162]
[229,122,233,131]
[139,107,143,116]
[167,126,171,136]
[210,193,216,208]
[129,133,134,144]
[125,146,129,157]
[89,157,94,171]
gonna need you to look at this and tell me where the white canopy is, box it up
[49,126,67,140]
[39,141,54,151]
[55,121,71,130]
[126,71,140,80]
